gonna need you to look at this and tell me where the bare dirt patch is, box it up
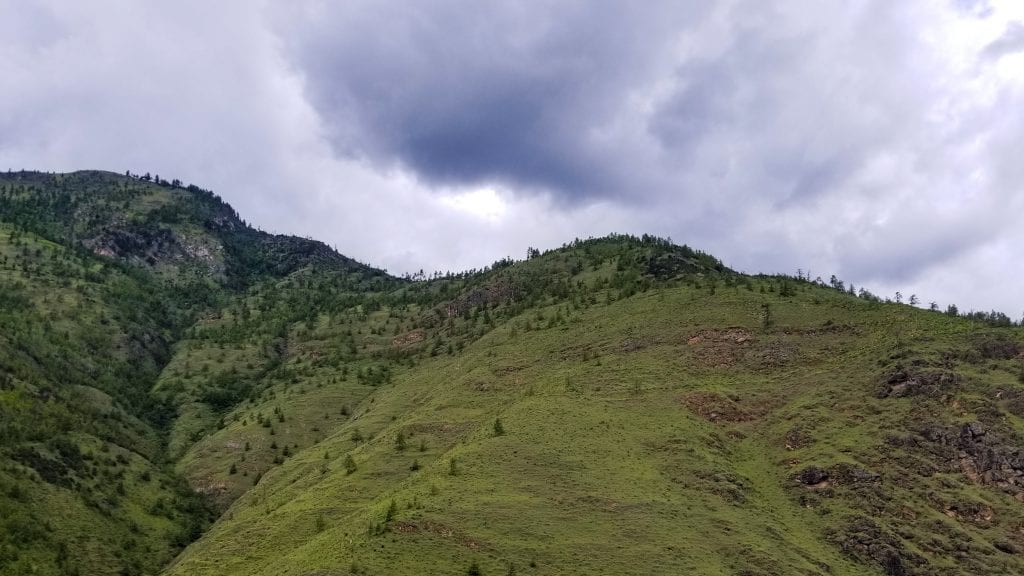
[941,501,995,527]
[684,328,754,368]
[784,323,861,337]
[392,329,426,347]
[784,426,814,450]
[680,391,758,423]
[746,342,798,369]
[685,328,753,346]
[390,521,484,550]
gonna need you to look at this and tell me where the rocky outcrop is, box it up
[875,365,962,399]
[444,278,516,317]
[911,421,1024,499]
[795,463,879,488]
[827,516,923,576]
[797,465,829,486]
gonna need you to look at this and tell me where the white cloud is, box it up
[0,0,1021,313]
[439,188,509,223]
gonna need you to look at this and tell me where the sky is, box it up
[1,1,1023,315]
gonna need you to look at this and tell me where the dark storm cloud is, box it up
[281,1,974,220]
[276,0,707,201]
[1,1,1022,313]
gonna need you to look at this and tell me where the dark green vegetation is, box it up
[0,171,385,575]
[2,170,1024,575]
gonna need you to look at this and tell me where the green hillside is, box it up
[165,256,1024,576]
[0,170,386,575]
[2,171,1024,575]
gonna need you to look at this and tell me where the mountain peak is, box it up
[2,171,1022,576]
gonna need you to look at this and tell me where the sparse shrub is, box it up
[344,454,357,475]
[493,418,505,437]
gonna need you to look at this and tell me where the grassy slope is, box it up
[5,171,1024,576]
[0,223,208,576]
[166,266,1024,576]
[0,170,388,575]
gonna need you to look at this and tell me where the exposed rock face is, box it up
[969,333,1022,361]
[82,223,226,277]
[444,278,516,317]
[827,517,923,576]
[798,466,829,486]
[910,421,1024,499]
[645,252,708,279]
[85,226,181,263]
[876,365,962,399]
[681,391,756,423]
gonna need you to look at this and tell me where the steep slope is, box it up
[160,235,719,511]
[0,170,392,576]
[165,239,1024,576]
[4,171,1024,576]
[0,215,208,575]
[0,170,383,287]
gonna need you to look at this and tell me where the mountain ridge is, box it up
[0,170,1023,576]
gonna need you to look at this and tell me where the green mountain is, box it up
[2,171,1024,576]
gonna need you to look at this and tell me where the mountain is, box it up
[0,170,387,575]
[2,171,1024,576]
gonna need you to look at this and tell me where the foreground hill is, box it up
[0,170,388,575]
[2,171,1024,576]
[165,262,1024,576]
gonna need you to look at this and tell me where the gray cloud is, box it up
[0,0,1022,314]
[983,21,1024,61]
[274,0,708,201]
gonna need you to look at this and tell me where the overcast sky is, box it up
[1,1,1023,314]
